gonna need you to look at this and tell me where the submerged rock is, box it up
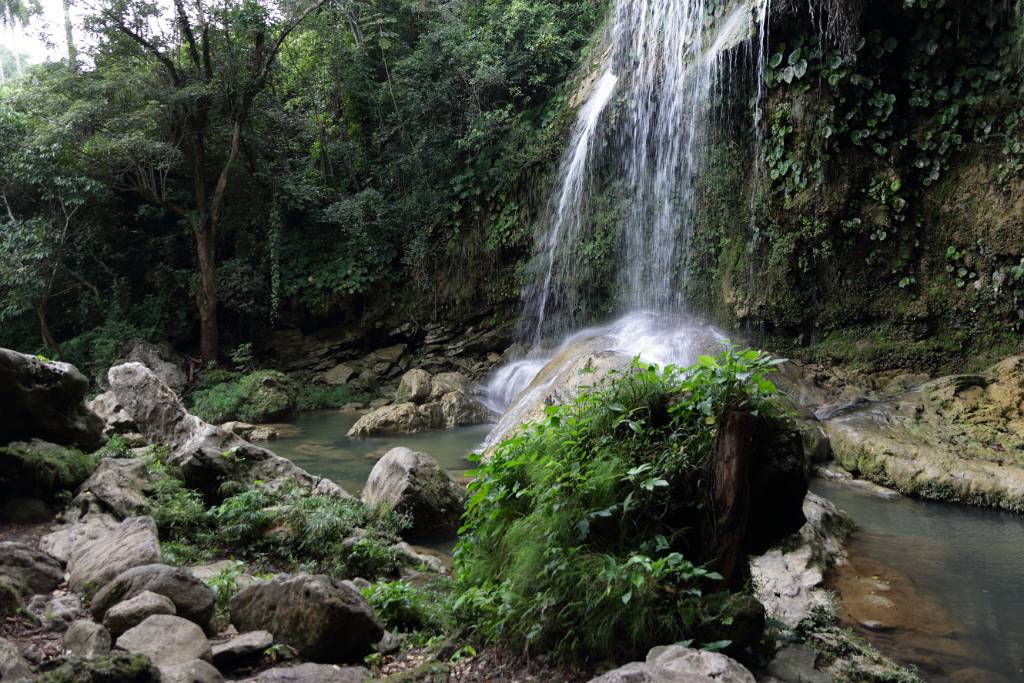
[362,447,465,535]
[229,574,383,663]
[824,356,1024,511]
[0,347,105,451]
[107,362,346,498]
[588,644,756,682]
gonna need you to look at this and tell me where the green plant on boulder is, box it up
[0,441,98,502]
[188,370,297,424]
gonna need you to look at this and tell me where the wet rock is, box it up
[0,542,63,597]
[160,659,224,683]
[0,637,32,681]
[363,448,465,535]
[588,644,756,682]
[92,564,216,634]
[221,421,256,437]
[814,463,852,481]
[67,516,161,593]
[25,594,84,631]
[397,369,432,403]
[103,590,177,637]
[428,372,469,400]
[89,391,139,436]
[439,390,494,427]
[347,403,425,436]
[115,614,212,668]
[73,457,155,519]
[750,492,853,628]
[824,357,1024,511]
[798,421,832,464]
[229,574,383,663]
[846,479,902,500]
[211,630,273,670]
[63,620,112,657]
[108,362,347,499]
[0,347,105,451]
[237,662,370,682]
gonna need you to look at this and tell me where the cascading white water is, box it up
[485,0,770,420]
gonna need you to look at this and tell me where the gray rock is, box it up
[391,542,448,574]
[108,363,347,499]
[427,372,469,401]
[160,659,225,683]
[114,339,188,395]
[211,630,273,670]
[439,390,493,427]
[588,644,756,682]
[362,448,465,535]
[89,391,139,436]
[115,614,212,668]
[0,542,63,596]
[0,347,105,451]
[92,564,216,634]
[104,590,177,636]
[40,511,120,564]
[0,637,31,682]
[25,593,84,630]
[846,478,902,501]
[237,663,370,682]
[766,645,832,683]
[346,403,425,436]
[321,364,356,386]
[63,619,112,657]
[229,574,383,663]
[397,369,432,403]
[73,457,155,519]
[67,516,161,593]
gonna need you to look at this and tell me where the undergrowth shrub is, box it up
[454,348,786,661]
[188,370,296,424]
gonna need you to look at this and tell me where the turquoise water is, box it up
[268,411,492,495]
[814,479,1024,682]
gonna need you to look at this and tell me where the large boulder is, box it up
[67,516,161,593]
[320,363,356,386]
[229,574,383,663]
[396,369,432,403]
[0,347,105,451]
[0,439,97,503]
[115,614,212,669]
[112,340,188,395]
[347,403,426,437]
[89,391,139,436]
[0,543,63,597]
[824,357,1024,511]
[427,372,469,401]
[92,564,216,634]
[36,652,160,682]
[161,659,224,683]
[749,492,853,628]
[63,620,112,657]
[107,363,346,498]
[362,448,465,535]
[588,644,756,682]
[41,511,120,564]
[72,457,155,520]
[439,390,493,427]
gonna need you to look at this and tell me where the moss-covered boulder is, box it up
[36,651,160,682]
[189,370,297,424]
[0,439,97,503]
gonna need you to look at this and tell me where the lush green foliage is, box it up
[188,370,296,424]
[363,579,451,635]
[454,349,785,660]
[0,441,97,500]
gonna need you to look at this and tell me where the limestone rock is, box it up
[347,403,425,437]
[439,390,494,427]
[321,363,356,386]
[0,347,105,451]
[103,590,177,636]
[63,619,112,657]
[89,391,139,436]
[25,594,84,631]
[160,659,225,683]
[0,637,31,682]
[92,564,216,634]
[0,542,63,596]
[229,574,383,663]
[113,339,188,395]
[588,644,756,682]
[73,457,155,519]
[237,663,370,682]
[211,630,273,670]
[427,372,469,401]
[362,448,465,535]
[397,369,432,403]
[115,614,212,668]
[40,512,120,564]
[107,362,347,499]
[67,516,161,593]
[750,492,853,628]
[766,645,831,683]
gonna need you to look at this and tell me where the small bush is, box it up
[189,370,296,424]
[364,580,445,633]
[454,349,786,660]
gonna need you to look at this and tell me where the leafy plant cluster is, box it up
[453,348,787,661]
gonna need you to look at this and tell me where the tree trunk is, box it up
[710,410,760,587]
[63,0,78,69]
[35,299,62,359]
[195,220,218,362]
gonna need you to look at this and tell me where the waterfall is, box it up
[485,0,769,418]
